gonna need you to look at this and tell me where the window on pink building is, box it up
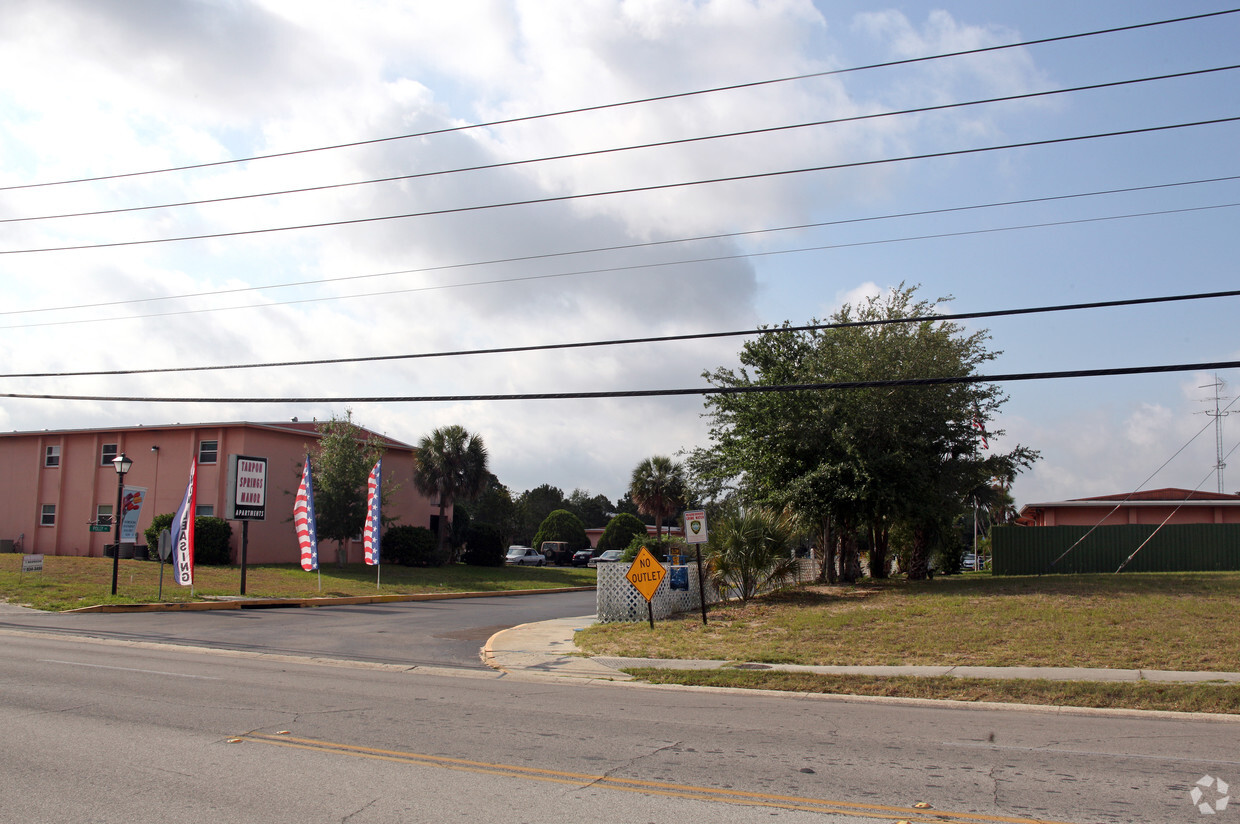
[198,440,218,464]
[40,505,56,526]
[44,445,60,467]
[101,443,118,466]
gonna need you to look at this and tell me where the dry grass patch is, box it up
[577,572,1240,671]
[623,668,1240,715]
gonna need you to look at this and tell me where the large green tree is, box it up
[412,425,489,555]
[698,285,1037,582]
[311,411,386,567]
[629,456,688,540]
[515,484,567,544]
[467,473,521,546]
[566,489,613,529]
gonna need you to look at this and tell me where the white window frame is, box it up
[96,504,114,527]
[45,445,61,467]
[100,443,118,466]
[40,505,56,526]
[195,505,214,517]
[198,440,219,464]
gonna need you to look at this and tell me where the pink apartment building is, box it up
[1015,488,1240,527]
[0,421,443,564]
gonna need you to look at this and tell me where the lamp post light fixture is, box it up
[110,452,133,596]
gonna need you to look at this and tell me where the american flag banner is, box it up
[169,458,197,587]
[971,415,989,449]
[295,456,318,571]
[364,459,381,566]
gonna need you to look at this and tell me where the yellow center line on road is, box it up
[239,733,1077,824]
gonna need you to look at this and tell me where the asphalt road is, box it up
[0,589,599,668]
[3,628,1237,824]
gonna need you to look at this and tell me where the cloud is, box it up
[6,0,1188,508]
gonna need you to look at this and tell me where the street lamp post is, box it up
[111,452,133,596]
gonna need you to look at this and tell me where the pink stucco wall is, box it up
[0,422,442,564]
[1022,502,1240,527]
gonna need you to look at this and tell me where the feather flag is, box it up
[295,455,319,571]
[364,459,381,566]
[170,458,197,587]
[971,414,989,449]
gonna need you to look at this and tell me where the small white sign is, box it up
[22,554,43,573]
[684,509,708,544]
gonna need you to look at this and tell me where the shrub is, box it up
[194,518,234,565]
[142,513,232,565]
[384,525,445,567]
[531,509,589,554]
[597,512,647,554]
[144,513,174,555]
[462,522,505,567]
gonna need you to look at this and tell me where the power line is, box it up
[5,8,1234,194]
[3,360,1240,405]
[6,288,1240,378]
[7,173,1238,320]
[7,64,1236,226]
[4,115,1238,257]
[4,199,1237,331]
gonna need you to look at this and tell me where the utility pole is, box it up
[1200,376,1230,494]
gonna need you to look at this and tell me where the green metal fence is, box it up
[991,524,1240,575]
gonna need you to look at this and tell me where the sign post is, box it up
[227,455,268,595]
[625,546,667,629]
[683,509,709,625]
[157,529,171,601]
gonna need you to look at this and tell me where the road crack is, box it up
[580,740,684,790]
[341,798,377,823]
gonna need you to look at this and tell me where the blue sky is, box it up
[1,0,1237,508]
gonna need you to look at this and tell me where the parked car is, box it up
[505,546,545,566]
[539,541,576,566]
[571,549,594,567]
[588,549,624,568]
[962,553,979,571]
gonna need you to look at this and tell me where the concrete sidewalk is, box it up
[483,614,1240,685]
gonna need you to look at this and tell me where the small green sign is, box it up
[90,524,111,532]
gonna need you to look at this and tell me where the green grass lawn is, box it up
[577,572,1240,713]
[0,554,596,611]
[624,669,1240,715]
[578,572,1240,671]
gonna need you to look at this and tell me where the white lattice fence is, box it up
[596,556,821,623]
[596,562,717,623]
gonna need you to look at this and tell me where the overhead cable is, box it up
[4,115,1238,257]
[5,7,1234,194]
[6,288,1240,379]
[4,361,1240,404]
[6,173,1239,320]
[6,64,1237,226]
[4,200,1237,330]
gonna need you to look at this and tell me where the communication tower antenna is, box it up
[1200,375,1230,493]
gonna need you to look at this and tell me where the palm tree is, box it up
[628,456,687,541]
[706,507,799,602]
[413,425,489,554]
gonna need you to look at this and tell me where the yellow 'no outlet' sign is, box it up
[625,546,666,602]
